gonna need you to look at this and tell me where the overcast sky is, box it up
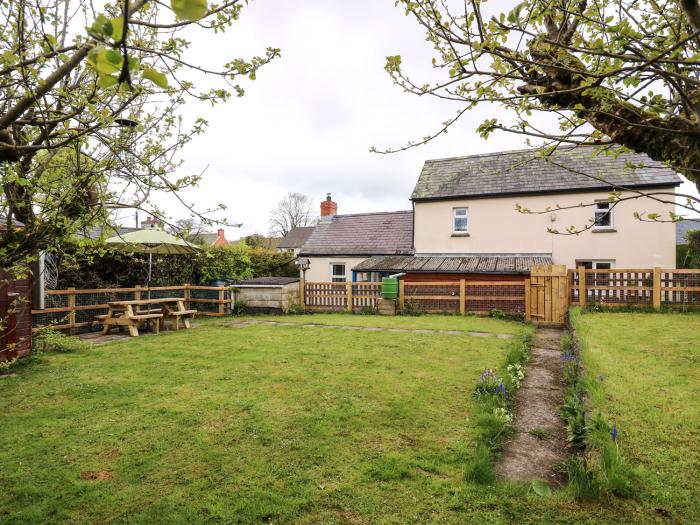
[141,0,700,237]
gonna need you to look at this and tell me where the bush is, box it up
[33,328,91,353]
[400,300,424,316]
[232,297,249,315]
[489,308,506,319]
[359,305,376,315]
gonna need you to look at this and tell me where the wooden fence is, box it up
[303,280,526,315]
[568,268,700,308]
[31,284,231,332]
[303,282,382,312]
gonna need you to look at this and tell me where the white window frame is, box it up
[593,201,614,230]
[330,262,346,283]
[452,207,469,234]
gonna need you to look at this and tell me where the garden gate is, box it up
[526,265,569,325]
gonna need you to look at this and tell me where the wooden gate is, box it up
[525,265,569,325]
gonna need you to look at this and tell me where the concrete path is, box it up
[227,319,514,339]
[495,327,568,486]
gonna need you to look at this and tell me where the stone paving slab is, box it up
[496,327,568,487]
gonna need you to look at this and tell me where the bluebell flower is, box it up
[611,424,617,442]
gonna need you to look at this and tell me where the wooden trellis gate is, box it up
[525,265,569,325]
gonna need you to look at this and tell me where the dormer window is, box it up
[594,202,613,230]
[453,208,469,234]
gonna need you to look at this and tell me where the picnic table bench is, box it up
[98,297,197,337]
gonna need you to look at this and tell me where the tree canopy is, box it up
[0,0,278,269]
[384,0,700,222]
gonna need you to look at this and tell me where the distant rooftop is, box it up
[677,218,700,244]
[278,226,315,249]
[300,211,413,256]
[412,146,682,201]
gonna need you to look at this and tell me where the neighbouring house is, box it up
[141,216,162,229]
[300,147,681,283]
[195,228,229,247]
[278,226,315,255]
[298,194,413,282]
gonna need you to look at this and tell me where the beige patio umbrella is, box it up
[105,229,200,303]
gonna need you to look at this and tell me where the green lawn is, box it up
[572,310,700,524]
[0,314,693,524]
[241,312,523,334]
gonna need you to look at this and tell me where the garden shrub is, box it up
[33,328,91,353]
[400,300,424,316]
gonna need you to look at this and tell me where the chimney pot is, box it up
[320,193,338,217]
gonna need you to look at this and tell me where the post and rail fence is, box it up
[18,267,700,335]
[31,284,232,333]
[302,266,700,322]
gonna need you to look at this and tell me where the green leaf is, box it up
[89,14,111,37]
[111,17,124,42]
[531,480,552,497]
[142,68,169,88]
[98,74,119,89]
[95,48,123,75]
[171,0,208,21]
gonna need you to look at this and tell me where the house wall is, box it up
[413,187,677,268]
[302,256,369,282]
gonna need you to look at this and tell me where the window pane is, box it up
[594,211,611,227]
[453,208,468,232]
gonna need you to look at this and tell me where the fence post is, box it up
[218,286,225,315]
[398,280,405,312]
[524,279,531,322]
[299,274,305,309]
[183,283,190,309]
[67,287,76,334]
[346,282,353,312]
[459,279,466,315]
[577,267,586,306]
[652,267,661,310]
[134,285,142,301]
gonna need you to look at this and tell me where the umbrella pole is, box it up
[147,252,152,330]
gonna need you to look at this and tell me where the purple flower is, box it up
[611,424,617,442]
[481,368,491,379]
[494,382,508,397]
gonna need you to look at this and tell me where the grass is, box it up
[241,311,523,334]
[0,314,693,523]
[571,309,700,523]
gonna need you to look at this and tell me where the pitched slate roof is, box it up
[412,147,682,201]
[676,219,700,244]
[278,226,315,249]
[300,211,413,256]
[353,254,553,275]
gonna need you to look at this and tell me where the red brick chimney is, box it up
[214,228,228,246]
[320,193,337,217]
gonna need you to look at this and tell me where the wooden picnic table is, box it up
[99,297,197,337]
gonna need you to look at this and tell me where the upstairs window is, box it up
[594,202,613,230]
[330,263,346,283]
[453,208,468,233]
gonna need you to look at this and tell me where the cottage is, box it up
[298,195,413,282]
[300,147,681,283]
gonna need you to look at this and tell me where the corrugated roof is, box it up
[237,277,300,286]
[353,254,553,275]
[677,219,700,244]
[412,146,682,201]
[300,211,413,256]
[278,226,315,249]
